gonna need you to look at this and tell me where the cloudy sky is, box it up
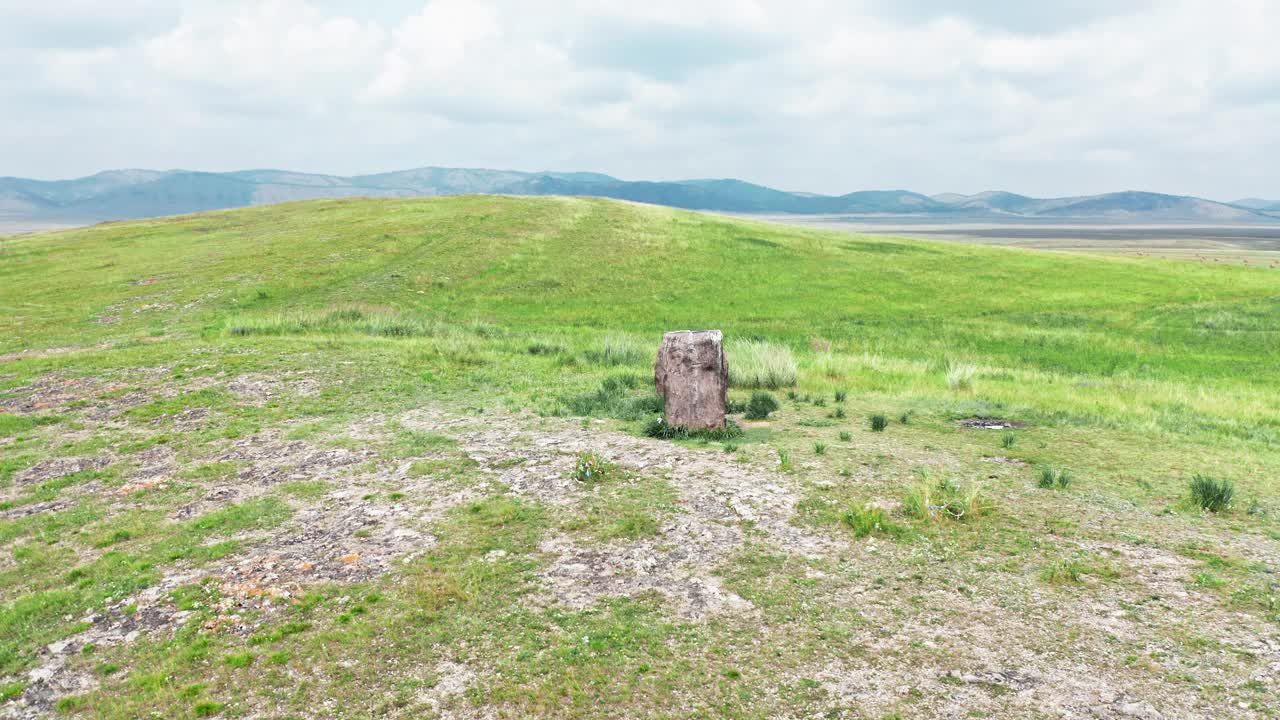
[3,0,1278,200]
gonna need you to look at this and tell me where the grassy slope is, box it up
[3,196,1277,430]
[1,196,1278,718]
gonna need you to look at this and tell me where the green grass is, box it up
[728,341,798,389]
[583,334,651,367]
[902,477,993,523]
[3,196,1277,443]
[1040,556,1125,585]
[1,196,1279,718]
[225,306,443,338]
[642,417,743,441]
[842,505,909,539]
[0,496,290,676]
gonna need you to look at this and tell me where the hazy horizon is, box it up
[2,164,1273,207]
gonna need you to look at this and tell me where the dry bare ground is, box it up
[1,370,1277,718]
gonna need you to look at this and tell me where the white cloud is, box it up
[1,0,1278,200]
[144,1,384,107]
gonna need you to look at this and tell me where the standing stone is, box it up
[654,330,728,429]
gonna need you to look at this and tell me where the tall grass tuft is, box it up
[584,334,650,367]
[1037,467,1072,489]
[903,477,992,523]
[744,391,781,420]
[728,340,798,389]
[944,360,977,391]
[843,504,908,539]
[869,414,888,432]
[1190,474,1234,512]
[564,375,662,420]
[225,306,442,338]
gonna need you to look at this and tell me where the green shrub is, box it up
[1190,474,1234,512]
[814,442,827,455]
[728,340,798,389]
[869,414,888,432]
[834,390,847,403]
[832,407,846,419]
[744,391,781,420]
[1001,433,1016,449]
[838,431,852,442]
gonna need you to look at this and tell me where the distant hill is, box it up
[2,166,1276,227]
[1232,198,1278,210]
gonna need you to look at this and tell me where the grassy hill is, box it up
[1,197,1278,718]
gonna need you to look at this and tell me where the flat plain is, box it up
[1,196,1278,719]
[748,215,1280,264]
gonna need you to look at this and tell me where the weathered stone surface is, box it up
[654,330,727,429]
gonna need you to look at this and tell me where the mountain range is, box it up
[3,167,1278,226]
